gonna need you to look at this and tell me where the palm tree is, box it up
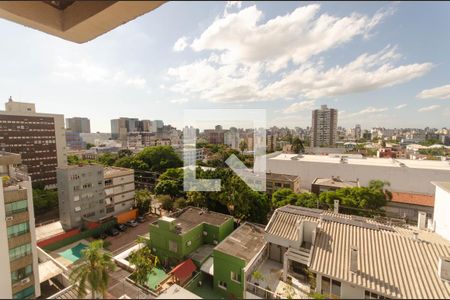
[70,240,116,299]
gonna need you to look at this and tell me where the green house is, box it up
[213,222,267,299]
[149,207,234,267]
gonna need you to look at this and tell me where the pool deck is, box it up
[50,239,90,267]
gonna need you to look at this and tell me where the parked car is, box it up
[126,219,138,227]
[106,227,119,236]
[137,215,145,223]
[116,223,127,232]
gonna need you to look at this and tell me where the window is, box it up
[231,271,241,283]
[169,240,178,253]
[9,243,32,261]
[7,222,30,238]
[218,281,227,290]
[365,291,389,299]
[321,276,341,298]
[5,200,28,216]
[11,264,32,284]
[13,286,34,299]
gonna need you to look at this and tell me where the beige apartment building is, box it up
[266,172,301,196]
[0,98,67,189]
[104,166,135,216]
[311,105,338,147]
[0,152,40,299]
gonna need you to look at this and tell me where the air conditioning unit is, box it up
[187,241,192,246]
[6,216,13,221]
[21,278,30,285]
[203,231,208,236]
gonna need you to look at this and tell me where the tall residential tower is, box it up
[311,105,338,147]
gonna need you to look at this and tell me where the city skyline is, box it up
[1,1,450,132]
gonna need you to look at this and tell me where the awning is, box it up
[39,261,64,283]
[200,256,214,276]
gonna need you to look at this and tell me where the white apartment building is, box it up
[266,153,450,195]
[0,152,40,299]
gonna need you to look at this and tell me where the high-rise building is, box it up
[0,98,67,189]
[0,152,40,299]
[311,105,338,147]
[355,124,362,140]
[65,117,90,133]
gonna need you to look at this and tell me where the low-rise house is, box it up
[384,191,434,222]
[213,222,267,299]
[149,207,234,267]
[266,172,301,195]
[311,176,359,194]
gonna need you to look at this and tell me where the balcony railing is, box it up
[246,281,282,299]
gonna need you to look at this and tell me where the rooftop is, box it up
[269,153,450,171]
[156,207,233,234]
[390,191,435,207]
[104,166,134,178]
[215,222,266,264]
[312,176,359,188]
[0,151,22,165]
[267,205,450,299]
[156,284,201,299]
[433,181,450,194]
[266,172,300,182]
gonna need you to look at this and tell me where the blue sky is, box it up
[0,1,449,132]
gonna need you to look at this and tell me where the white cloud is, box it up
[54,56,147,89]
[283,100,315,114]
[417,84,450,100]
[173,36,189,52]
[418,104,440,112]
[190,4,392,72]
[225,1,242,10]
[168,46,432,103]
[395,104,407,109]
[343,106,388,118]
[170,98,189,104]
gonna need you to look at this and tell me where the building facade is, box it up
[65,117,90,133]
[266,173,301,196]
[0,98,67,188]
[311,105,338,147]
[65,131,85,151]
[104,166,135,216]
[57,164,106,230]
[0,152,40,299]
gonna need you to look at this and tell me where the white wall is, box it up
[267,158,450,195]
[434,186,450,242]
[340,282,366,299]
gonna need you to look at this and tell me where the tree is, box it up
[272,188,298,208]
[118,149,133,158]
[186,191,207,208]
[136,146,182,173]
[68,155,82,165]
[158,195,174,211]
[86,143,95,150]
[154,180,183,199]
[252,271,264,285]
[33,188,58,214]
[368,179,392,201]
[97,153,118,166]
[239,140,248,153]
[135,189,152,216]
[70,240,116,299]
[291,137,305,154]
[128,238,158,288]
[114,156,148,170]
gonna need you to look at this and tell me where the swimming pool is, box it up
[58,243,87,263]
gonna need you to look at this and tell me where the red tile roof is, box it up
[391,192,434,207]
[169,258,197,283]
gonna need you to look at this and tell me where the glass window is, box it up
[13,286,35,299]
[9,243,32,261]
[11,264,33,284]
[5,200,28,216]
[231,271,241,283]
[218,281,227,290]
[321,276,331,296]
[331,279,341,298]
[7,222,30,238]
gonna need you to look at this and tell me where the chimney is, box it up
[350,247,358,273]
[418,211,427,230]
[438,257,450,282]
[413,231,419,241]
[334,199,339,214]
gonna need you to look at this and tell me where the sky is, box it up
[0,1,449,132]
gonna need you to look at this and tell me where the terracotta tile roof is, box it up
[391,192,434,207]
[169,258,197,283]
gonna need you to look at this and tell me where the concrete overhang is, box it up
[0,1,166,43]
